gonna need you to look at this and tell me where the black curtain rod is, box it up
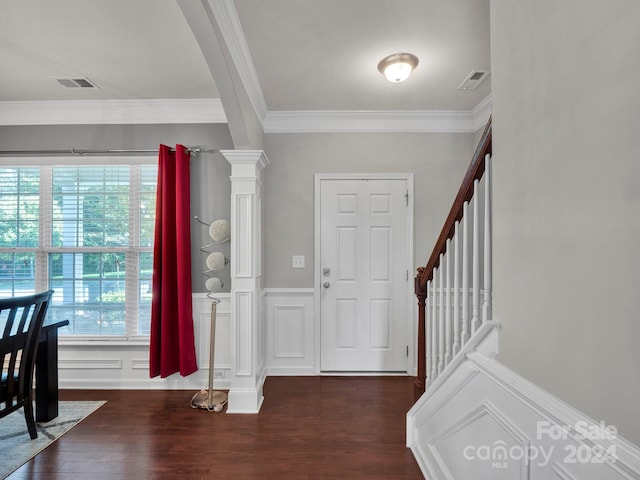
[0,147,214,156]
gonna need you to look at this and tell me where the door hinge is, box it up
[405,190,409,206]
[406,345,409,357]
[406,270,409,281]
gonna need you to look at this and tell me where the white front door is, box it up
[319,177,410,372]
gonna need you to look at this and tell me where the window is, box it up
[0,158,157,338]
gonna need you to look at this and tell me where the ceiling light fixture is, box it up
[377,53,419,83]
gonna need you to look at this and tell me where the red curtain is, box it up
[149,144,198,378]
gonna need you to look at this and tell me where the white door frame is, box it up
[314,173,415,375]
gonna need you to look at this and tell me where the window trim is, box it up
[0,155,157,341]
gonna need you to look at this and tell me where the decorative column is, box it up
[221,150,269,413]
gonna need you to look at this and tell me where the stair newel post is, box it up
[414,267,427,399]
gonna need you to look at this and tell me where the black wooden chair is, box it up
[0,290,54,439]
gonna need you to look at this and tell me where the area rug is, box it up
[0,401,106,479]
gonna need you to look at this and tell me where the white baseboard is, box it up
[59,377,232,391]
[407,325,640,480]
[225,371,266,414]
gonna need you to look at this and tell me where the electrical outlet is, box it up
[292,255,305,269]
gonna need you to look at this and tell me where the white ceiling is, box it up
[0,0,491,123]
[235,0,491,112]
[0,0,217,101]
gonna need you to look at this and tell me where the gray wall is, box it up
[490,1,640,444]
[263,131,477,288]
[0,123,234,292]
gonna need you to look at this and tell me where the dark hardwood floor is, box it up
[9,376,423,479]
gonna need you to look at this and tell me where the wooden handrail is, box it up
[416,117,492,292]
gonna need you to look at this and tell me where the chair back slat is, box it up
[0,290,54,439]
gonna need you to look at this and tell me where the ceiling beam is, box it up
[177,0,263,149]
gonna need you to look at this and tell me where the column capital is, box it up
[220,150,270,170]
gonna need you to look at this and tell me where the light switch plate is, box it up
[292,255,305,269]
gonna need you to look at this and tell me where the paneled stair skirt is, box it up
[191,300,227,412]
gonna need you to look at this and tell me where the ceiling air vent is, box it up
[55,77,98,88]
[457,70,489,90]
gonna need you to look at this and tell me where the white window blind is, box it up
[0,160,157,339]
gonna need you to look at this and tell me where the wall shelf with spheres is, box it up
[198,217,231,296]
[191,216,231,413]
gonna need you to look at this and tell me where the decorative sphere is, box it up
[205,277,223,292]
[206,252,227,271]
[209,219,231,243]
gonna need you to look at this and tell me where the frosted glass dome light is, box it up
[377,53,419,83]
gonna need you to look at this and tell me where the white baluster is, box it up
[461,201,470,346]
[471,180,481,335]
[429,277,438,382]
[425,279,432,387]
[453,221,461,355]
[482,154,493,323]
[437,256,445,375]
[444,241,452,367]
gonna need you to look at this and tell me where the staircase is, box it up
[406,118,640,480]
[413,117,493,399]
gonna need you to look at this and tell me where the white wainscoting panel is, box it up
[58,293,231,390]
[263,288,315,376]
[407,325,640,480]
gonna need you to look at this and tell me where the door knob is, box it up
[323,282,330,288]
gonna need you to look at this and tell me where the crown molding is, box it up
[0,98,227,126]
[0,95,492,133]
[209,0,268,125]
[263,110,470,133]
[263,97,492,134]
